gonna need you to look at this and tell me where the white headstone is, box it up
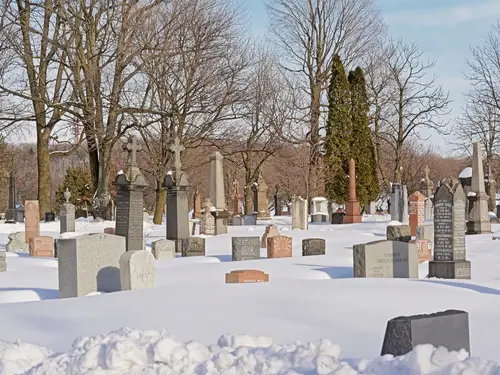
[292,196,308,230]
[209,151,226,210]
[120,250,156,290]
[152,239,175,260]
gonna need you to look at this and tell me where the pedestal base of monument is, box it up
[344,201,361,224]
[211,210,229,235]
[5,208,16,223]
[428,260,471,279]
[466,194,491,234]
[466,220,492,234]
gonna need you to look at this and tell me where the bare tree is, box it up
[378,38,451,183]
[267,0,384,196]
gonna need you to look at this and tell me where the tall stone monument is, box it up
[255,173,270,219]
[24,200,40,244]
[408,191,425,236]
[164,137,190,252]
[344,159,361,224]
[209,151,229,234]
[391,184,408,223]
[292,195,308,230]
[231,181,243,215]
[60,188,75,233]
[115,136,148,251]
[429,178,471,279]
[420,166,434,220]
[466,142,491,234]
[5,168,16,223]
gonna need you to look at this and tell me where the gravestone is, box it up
[254,172,270,219]
[5,169,16,223]
[424,198,434,221]
[386,223,411,242]
[267,235,292,258]
[366,202,377,215]
[152,239,175,260]
[416,224,434,251]
[381,310,470,357]
[232,216,243,226]
[466,142,491,234]
[243,214,257,225]
[344,159,362,224]
[410,239,432,262]
[225,270,269,283]
[120,250,156,290]
[429,178,471,279]
[200,198,215,235]
[302,239,326,256]
[232,237,260,261]
[261,224,280,248]
[311,197,328,223]
[115,136,148,251]
[6,232,28,252]
[353,240,418,278]
[209,151,229,234]
[29,236,54,257]
[0,252,6,272]
[231,181,243,216]
[44,211,55,222]
[60,188,75,234]
[182,237,205,257]
[58,234,126,298]
[292,196,308,230]
[391,184,408,223]
[409,191,425,236]
[420,166,435,198]
[24,200,40,244]
[459,167,472,221]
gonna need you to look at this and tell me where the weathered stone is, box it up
[381,310,470,357]
[232,237,260,261]
[182,237,205,257]
[424,198,434,221]
[29,236,54,257]
[267,235,292,258]
[410,239,432,263]
[6,232,28,252]
[353,240,418,278]
[200,199,215,235]
[466,142,491,234]
[120,250,156,290]
[261,225,280,248]
[225,270,269,283]
[386,224,411,242]
[429,178,471,279]
[292,196,308,230]
[58,234,126,298]
[391,184,408,223]
[24,200,40,244]
[232,215,243,226]
[209,151,229,234]
[409,191,425,236]
[60,190,76,234]
[151,239,175,260]
[416,224,434,250]
[243,214,257,225]
[302,238,326,256]
[0,251,6,272]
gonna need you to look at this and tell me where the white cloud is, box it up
[385,1,500,28]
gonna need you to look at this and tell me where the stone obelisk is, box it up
[209,152,229,234]
[344,159,361,224]
[466,142,491,234]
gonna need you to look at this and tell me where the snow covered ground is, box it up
[1,215,500,374]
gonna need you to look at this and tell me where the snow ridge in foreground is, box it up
[0,328,497,375]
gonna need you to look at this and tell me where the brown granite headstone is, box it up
[225,270,269,283]
[261,224,280,248]
[267,235,292,258]
[24,200,40,244]
[409,191,425,236]
[29,236,54,257]
[410,239,432,263]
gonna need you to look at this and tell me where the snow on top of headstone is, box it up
[311,197,327,201]
[117,170,124,175]
[388,220,402,226]
[459,167,472,178]
[166,170,173,176]
[488,211,497,219]
[468,192,477,197]
[58,232,86,240]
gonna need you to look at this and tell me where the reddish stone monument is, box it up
[225,270,269,283]
[193,188,201,219]
[24,200,40,244]
[410,239,432,263]
[344,159,361,224]
[267,235,292,258]
[409,191,425,236]
[29,236,54,257]
[104,227,115,234]
[261,224,280,248]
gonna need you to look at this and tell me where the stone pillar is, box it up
[408,191,425,236]
[429,178,470,279]
[115,136,148,251]
[391,184,408,223]
[344,159,361,224]
[24,200,40,244]
[209,152,229,234]
[292,196,308,230]
[164,137,190,252]
[60,188,75,234]
[466,142,491,234]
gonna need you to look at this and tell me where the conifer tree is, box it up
[348,67,379,205]
[55,166,93,210]
[324,55,351,204]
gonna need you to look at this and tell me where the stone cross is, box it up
[123,136,142,167]
[170,137,185,172]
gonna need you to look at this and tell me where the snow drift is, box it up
[0,328,498,375]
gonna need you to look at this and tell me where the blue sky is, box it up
[242,0,500,155]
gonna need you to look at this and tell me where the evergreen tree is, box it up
[324,55,351,204]
[348,67,379,205]
[55,166,93,210]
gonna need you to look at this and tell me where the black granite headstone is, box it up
[44,212,55,222]
[381,310,470,357]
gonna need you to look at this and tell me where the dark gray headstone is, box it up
[60,203,75,234]
[302,239,326,256]
[232,237,260,261]
[44,212,55,222]
[391,184,408,223]
[243,214,257,225]
[381,310,470,357]
[386,224,411,242]
[182,237,205,257]
[115,189,145,251]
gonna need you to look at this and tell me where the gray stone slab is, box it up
[429,260,471,279]
[243,215,257,225]
[232,216,243,226]
[120,250,156,291]
[232,237,260,261]
[302,238,326,256]
[58,234,126,298]
[152,239,175,260]
[381,310,470,357]
[391,184,408,223]
[353,240,418,278]
[386,224,411,242]
[182,237,205,257]
[6,232,28,253]
[60,202,76,233]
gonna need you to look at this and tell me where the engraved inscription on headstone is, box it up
[232,237,260,261]
[453,199,466,261]
[183,237,205,257]
[302,239,326,256]
[434,200,453,261]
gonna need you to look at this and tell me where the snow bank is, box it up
[0,328,499,375]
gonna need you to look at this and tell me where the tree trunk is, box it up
[308,85,322,197]
[153,179,165,224]
[244,186,252,215]
[93,145,112,219]
[37,132,51,219]
[87,134,99,191]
